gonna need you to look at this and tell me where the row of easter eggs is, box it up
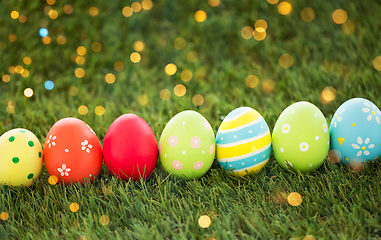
[0,98,380,187]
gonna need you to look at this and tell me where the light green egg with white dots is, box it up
[159,110,215,180]
[0,128,43,187]
[272,102,330,172]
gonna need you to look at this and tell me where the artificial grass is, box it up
[1,0,381,239]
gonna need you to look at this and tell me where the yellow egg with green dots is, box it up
[0,128,43,187]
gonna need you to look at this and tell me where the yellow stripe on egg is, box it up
[216,130,271,159]
[232,158,269,176]
[219,110,262,131]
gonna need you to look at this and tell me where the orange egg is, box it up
[43,118,102,184]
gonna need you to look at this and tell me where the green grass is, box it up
[1,0,381,239]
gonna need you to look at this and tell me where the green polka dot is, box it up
[27,173,34,179]
[19,129,26,133]
[12,157,19,163]
[38,152,42,158]
[28,141,34,147]
[9,136,15,142]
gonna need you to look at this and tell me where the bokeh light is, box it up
[0,212,9,221]
[44,6,52,15]
[39,28,48,37]
[45,80,54,90]
[130,52,141,63]
[165,63,177,75]
[75,68,85,78]
[48,175,58,185]
[11,10,19,19]
[114,61,124,71]
[133,41,145,52]
[373,56,381,71]
[2,74,10,83]
[303,235,317,240]
[64,4,73,14]
[267,0,279,4]
[21,69,30,78]
[23,56,32,65]
[48,9,58,19]
[123,6,133,17]
[77,46,87,56]
[174,38,186,50]
[278,2,292,15]
[131,2,142,12]
[89,7,99,16]
[75,56,85,65]
[279,54,294,68]
[24,88,34,98]
[301,7,315,22]
[192,94,204,106]
[288,192,302,206]
[57,35,66,45]
[208,0,220,7]
[78,105,88,115]
[95,106,105,116]
[69,86,78,96]
[99,215,110,226]
[262,79,275,93]
[70,203,79,213]
[194,10,207,22]
[142,0,153,10]
[181,69,193,81]
[332,9,347,24]
[327,149,341,164]
[138,95,148,106]
[341,20,355,34]
[198,215,211,228]
[174,84,186,97]
[241,26,254,39]
[47,0,56,5]
[8,66,15,74]
[19,15,27,23]
[253,30,266,41]
[91,42,102,52]
[255,19,268,31]
[42,36,51,45]
[15,65,24,74]
[320,86,337,104]
[160,89,171,100]
[6,105,15,114]
[9,34,17,42]
[105,73,116,84]
[187,51,199,62]
[245,75,259,88]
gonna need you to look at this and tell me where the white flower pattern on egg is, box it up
[57,164,71,176]
[46,135,57,148]
[351,136,374,157]
[332,108,345,128]
[81,140,92,153]
[362,102,380,124]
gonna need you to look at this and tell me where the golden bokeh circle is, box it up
[69,86,78,96]
[69,203,80,212]
[208,0,220,7]
[142,0,153,10]
[99,215,110,226]
[194,10,207,22]
[24,88,34,97]
[75,56,85,65]
[253,30,266,41]
[187,51,199,62]
[278,2,292,15]
[105,73,116,84]
[198,215,211,228]
[255,19,268,31]
[174,38,186,50]
[57,35,67,45]
[320,86,337,104]
[261,79,274,93]
[75,68,85,78]
[95,106,105,116]
[287,192,302,206]
[48,9,58,19]
[160,89,171,100]
[0,212,9,221]
[130,52,141,63]
[138,95,148,106]
[19,15,27,23]
[114,61,124,71]
[303,235,317,240]
[192,94,204,106]
[2,74,10,83]
[63,4,73,14]
[332,9,347,24]
[279,54,294,68]
[89,6,99,16]
[131,2,142,12]
[373,56,381,71]
[23,56,32,65]
[165,63,177,75]
[123,6,133,17]
[174,84,186,97]
[133,41,145,52]
[42,36,51,45]
[245,75,259,88]
[48,175,58,185]
[241,26,254,40]
[267,0,279,4]
[301,7,315,22]
[181,70,193,81]
[77,46,87,56]
[10,10,19,19]
[78,105,89,115]
[91,42,102,52]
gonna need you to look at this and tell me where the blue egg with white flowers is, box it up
[329,98,381,166]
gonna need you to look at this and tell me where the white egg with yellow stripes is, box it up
[216,107,271,176]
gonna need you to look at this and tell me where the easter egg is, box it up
[329,98,381,165]
[215,107,271,176]
[43,118,102,184]
[0,129,42,187]
[272,101,330,172]
[159,110,215,180]
[103,114,158,181]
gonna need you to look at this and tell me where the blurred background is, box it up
[1,0,380,141]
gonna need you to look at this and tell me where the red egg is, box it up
[44,118,102,184]
[103,114,158,181]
